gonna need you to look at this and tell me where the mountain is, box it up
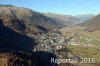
[0,5,61,34]
[0,19,36,52]
[0,18,57,66]
[44,13,80,26]
[79,14,100,31]
[75,14,95,23]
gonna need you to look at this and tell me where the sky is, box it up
[0,0,100,16]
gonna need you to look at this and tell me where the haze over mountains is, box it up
[80,14,100,31]
[43,11,100,43]
[44,13,95,26]
[75,14,95,23]
[44,13,80,26]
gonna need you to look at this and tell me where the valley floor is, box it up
[57,26,100,66]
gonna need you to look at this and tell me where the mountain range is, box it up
[44,13,80,26]
[44,13,95,26]
[0,5,96,34]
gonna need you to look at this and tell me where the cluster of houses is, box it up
[28,32,70,54]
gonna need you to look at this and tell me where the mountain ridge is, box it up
[0,5,62,34]
[44,13,81,26]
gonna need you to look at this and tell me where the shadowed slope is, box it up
[0,19,36,52]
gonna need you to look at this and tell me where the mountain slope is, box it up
[80,14,100,31]
[44,13,80,26]
[0,5,61,34]
[0,19,36,52]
